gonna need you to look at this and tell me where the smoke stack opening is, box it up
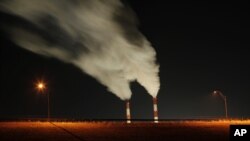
[126,100,131,123]
[153,97,159,123]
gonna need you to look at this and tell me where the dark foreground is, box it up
[0,120,249,141]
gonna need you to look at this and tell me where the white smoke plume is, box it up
[0,0,160,100]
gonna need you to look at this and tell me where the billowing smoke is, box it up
[0,0,160,100]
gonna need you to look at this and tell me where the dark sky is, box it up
[1,1,249,120]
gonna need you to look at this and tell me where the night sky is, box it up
[1,1,249,120]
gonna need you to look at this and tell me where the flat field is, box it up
[0,120,249,141]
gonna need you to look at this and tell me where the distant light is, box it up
[212,91,216,96]
[37,82,45,90]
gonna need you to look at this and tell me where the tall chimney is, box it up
[126,100,131,123]
[153,97,159,123]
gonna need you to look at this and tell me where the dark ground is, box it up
[0,120,249,141]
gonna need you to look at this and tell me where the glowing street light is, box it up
[37,82,45,91]
[212,90,228,119]
[36,81,50,121]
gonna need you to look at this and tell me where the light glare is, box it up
[37,82,45,90]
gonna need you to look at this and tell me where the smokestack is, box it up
[153,97,159,123]
[126,100,131,123]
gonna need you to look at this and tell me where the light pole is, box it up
[212,90,228,119]
[36,82,50,121]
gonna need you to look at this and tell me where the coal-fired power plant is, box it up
[126,100,131,123]
[125,98,159,123]
[0,0,160,123]
[153,97,159,123]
